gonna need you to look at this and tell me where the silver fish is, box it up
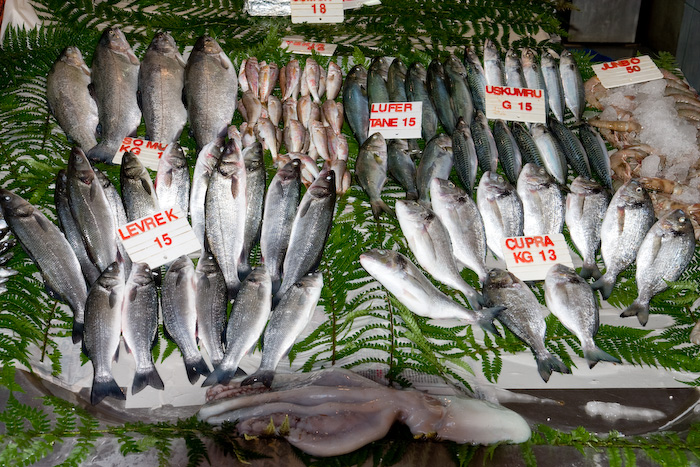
[483,39,504,87]
[530,123,567,185]
[484,268,570,382]
[368,56,391,108]
[195,252,228,368]
[120,151,160,222]
[93,168,128,232]
[471,110,498,173]
[621,210,696,325]
[46,46,98,152]
[541,51,565,123]
[325,61,343,101]
[559,49,585,123]
[463,46,487,113]
[493,120,522,185]
[545,264,620,367]
[239,142,266,280]
[427,59,456,135]
[343,65,369,146]
[155,142,190,215]
[504,49,526,89]
[406,62,439,142]
[521,48,548,116]
[512,121,544,168]
[549,118,591,179]
[451,118,478,195]
[87,27,141,163]
[444,54,474,126]
[516,163,565,236]
[387,58,408,103]
[190,138,223,249]
[356,132,393,219]
[416,134,453,206]
[387,139,418,200]
[578,124,612,189]
[476,171,524,261]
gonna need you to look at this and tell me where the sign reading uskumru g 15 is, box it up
[485,85,547,123]
[501,233,574,281]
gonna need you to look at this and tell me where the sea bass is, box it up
[451,118,478,195]
[155,142,190,216]
[190,139,223,249]
[120,151,160,222]
[194,252,228,367]
[239,142,266,280]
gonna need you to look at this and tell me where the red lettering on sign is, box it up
[154,212,165,226]
[164,208,178,222]
[513,251,533,263]
[543,235,554,247]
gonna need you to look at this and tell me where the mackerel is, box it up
[483,39,504,87]
[451,118,478,195]
[471,110,498,173]
[504,49,526,89]
[549,118,591,179]
[493,120,523,185]
[463,46,487,113]
[541,51,565,122]
[559,49,585,123]
[578,124,612,189]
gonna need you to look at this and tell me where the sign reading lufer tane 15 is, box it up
[485,85,546,124]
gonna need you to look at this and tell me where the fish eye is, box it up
[448,181,455,188]
[636,187,643,193]
[498,176,504,182]
[679,216,686,223]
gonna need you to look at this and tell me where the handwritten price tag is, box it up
[501,233,574,281]
[118,207,201,268]
[368,102,422,139]
[281,38,338,56]
[592,55,663,89]
[113,137,167,171]
[485,85,546,123]
[291,0,343,23]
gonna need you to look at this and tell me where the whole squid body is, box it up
[355,132,394,219]
[360,249,499,333]
[155,142,190,216]
[386,139,418,200]
[406,62,439,142]
[0,189,88,343]
[395,200,484,310]
[427,59,456,135]
[239,142,266,280]
[195,252,228,368]
[416,133,453,205]
[242,272,323,388]
[46,46,98,152]
[483,268,570,382]
[87,27,141,163]
[621,209,696,325]
[476,171,524,261]
[516,163,565,236]
[343,65,369,146]
[184,35,237,151]
[138,32,187,144]
[274,169,336,304]
[120,151,160,222]
[592,180,655,300]
[545,264,621,367]
[565,177,610,280]
[122,262,163,394]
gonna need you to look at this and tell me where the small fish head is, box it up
[348,65,368,83]
[60,46,86,68]
[0,190,32,218]
[661,209,694,235]
[163,143,187,169]
[129,262,154,287]
[92,168,111,189]
[483,39,499,59]
[148,32,177,53]
[464,46,479,64]
[484,268,518,290]
[521,47,537,65]
[297,271,323,289]
[618,180,650,205]
[101,27,130,53]
[98,261,124,289]
[68,147,96,184]
[308,169,336,198]
[121,152,146,179]
[570,176,604,196]
[196,35,223,55]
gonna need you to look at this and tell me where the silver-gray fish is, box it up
[504,49,526,89]
[521,48,549,116]
[427,59,456,135]
[184,35,237,151]
[545,264,620,367]
[531,123,567,185]
[463,46,487,113]
[621,209,696,325]
[549,118,591,179]
[396,200,483,310]
[541,51,565,123]
[578,124,612,189]
[516,163,565,236]
[155,142,190,215]
[190,138,223,249]
[484,268,569,382]
[0,188,88,343]
[242,272,323,388]
[202,265,272,387]
[122,262,163,394]
[87,27,141,163]
[83,261,125,404]
[406,62,439,142]
[483,39,504,87]
[239,142,266,279]
[138,32,187,144]
[444,54,474,125]
[565,176,610,280]
[471,110,498,173]
[416,134,453,206]
[451,118,478,195]
[93,168,128,231]
[512,121,544,168]
[195,252,228,367]
[367,57,391,108]
[430,179,487,284]
[46,46,98,152]
[387,58,408,102]
[162,255,210,383]
[493,120,523,185]
[356,132,393,219]
[592,180,655,300]
[476,171,524,261]
[559,49,585,123]
[120,151,160,222]
[343,65,370,145]
[387,139,418,200]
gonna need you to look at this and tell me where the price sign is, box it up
[118,207,201,268]
[485,85,546,123]
[113,137,167,171]
[592,55,663,89]
[281,38,338,56]
[291,0,343,23]
[368,101,422,139]
[501,233,574,282]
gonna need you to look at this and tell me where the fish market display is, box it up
[512,121,545,168]
[578,123,613,189]
[504,48,526,89]
[483,39,504,87]
[367,56,391,108]
[517,163,565,236]
[355,132,393,219]
[476,171,524,261]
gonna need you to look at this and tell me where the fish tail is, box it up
[370,199,395,219]
[579,261,602,280]
[241,370,275,388]
[86,142,116,163]
[583,345,621,369]
[591,273,616,300]
[91,376,125,405]
[535,353,571,382]
[201,365,237,387]
[405,189,419,201]
[72,320,84,345]
[185,356,211,384]
[620,299,651,326]
[464,288,484,311]
[477,306,504,336]
[132,366,164,394]
[271,277,282,297]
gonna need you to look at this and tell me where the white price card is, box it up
[118,207,201,268]
[501,233,574,282]
[281,38,338,56]
[291,0,343,23]
[485,85,546,123]
[368,101,422,139]
[592,55,663,89]
[113,137,166,171]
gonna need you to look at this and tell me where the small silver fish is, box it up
[516,163,564,236]
[476,171,524,261]
[355,132,393,219]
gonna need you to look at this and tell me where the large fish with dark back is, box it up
[387,139,418,200]
[427,59,456,135]
[578,124,612,189]
[559,49,585,123]
[451,118,478,195]
[367,57,391,108]
[190,139,223,249]
[343,65,370,146]
[416,134,453,206]
[493,120,523,185]
[406,62,439,142]
[444,54,474,126]
[239,142,266,280]
[540,51,565,123]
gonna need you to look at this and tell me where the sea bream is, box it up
[516,163,565,236]
[476,171,524,261]
[355,132,393,219]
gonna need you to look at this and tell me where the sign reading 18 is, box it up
[311,3,327,13]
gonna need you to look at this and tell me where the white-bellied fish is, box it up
[406,62,439,142]
[504,49,526,89]
[120,151,160,222]
[476,171,524,261]
[549,118,591,179]
[559,49,585,123]
[190,138,223,249]
[155,142,190,215]
[416,134,453,206]
[356,132,393,219]
[541,51,565,122]
[516,163,565,236]
[578,123,612,189]
[195,252,228,367]
[531,123,567,185]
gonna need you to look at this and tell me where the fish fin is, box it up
[461,285,484,310]
[184,356,211,384]
[91,376,125,405]
[201,365,236,387]
[234,367,247,377]
[477,306,504,336]
[297,200,311,218]
[647,234,663,264]
[140,178,153,196]
[72,320,84,345]
[591,273,615,300]
[583,345,621,369]
[132,366,164,394]
[579,262,602,280]
[109,289,122,309]
[535,352,571,382]
[241,370,274,388]
[271,278,282,296]
[616,206,625,234]
[136,88,142,111]
[127,49,139,66]
[620,299,651,326]
[218,51,230,70]
[370,199,395,220]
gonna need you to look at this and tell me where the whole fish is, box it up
[416,134,453,206]
[343,65,369,145]
[162,255,210,383]
[367,57,391,108]
[87,27,141,163]
[276,170,335,303]
[476,171,524,260]
[427,59,456,135]
[565,176,610,280]
[471,110,498,173]
[83,261,125,404]
[361,249,500,333]
[242,90,262,125]
[122,262,163,394]
[511,121,544,168]
[559,49,585,123]
[516,163,565,236]
[267,94,282,126]
[444,55,474,125]
[120,151,160,222]
[430,179,488,284]
[355,132,393,219]
[195,252,228,367]
[184,35,237,151]
[549,118,591,179]
[0,189,88,343]
[138,32,187,144]
[483,39,504,87]
[259,62,278,103]
[406,62,439,142]
[282,59,301,101]
[303,58,321,103]
[484,268,570,382]
[463,46,487,113]
[387,58,408,102]
[190,139,223,249]
[541,51,565,122]
[242,272,323,388]
[621,210,696,325]
[451,117,478,195]
[155,142,190,215]
[396,200,483,310]
[260,159,302,294]
[387,139,418,200]
[545,264,620,367]
[504,49,526,89]
[246,56,260,98]
[592,180,655,300]
[325,62,343,101]
[521,49,548,110]
[239,142,266,280]
[578,124,612,189]
[202,265,272,387]
[284,119,306,154]
[531,123,567,185]
[93,168,128,231]
[322,100,343,135]
[493,120,523,185]
[46,46,98,152]
[205,139,247,299]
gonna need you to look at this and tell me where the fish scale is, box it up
[512,122,545,168]
[451,118,478,195]
[549,118,591,179]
